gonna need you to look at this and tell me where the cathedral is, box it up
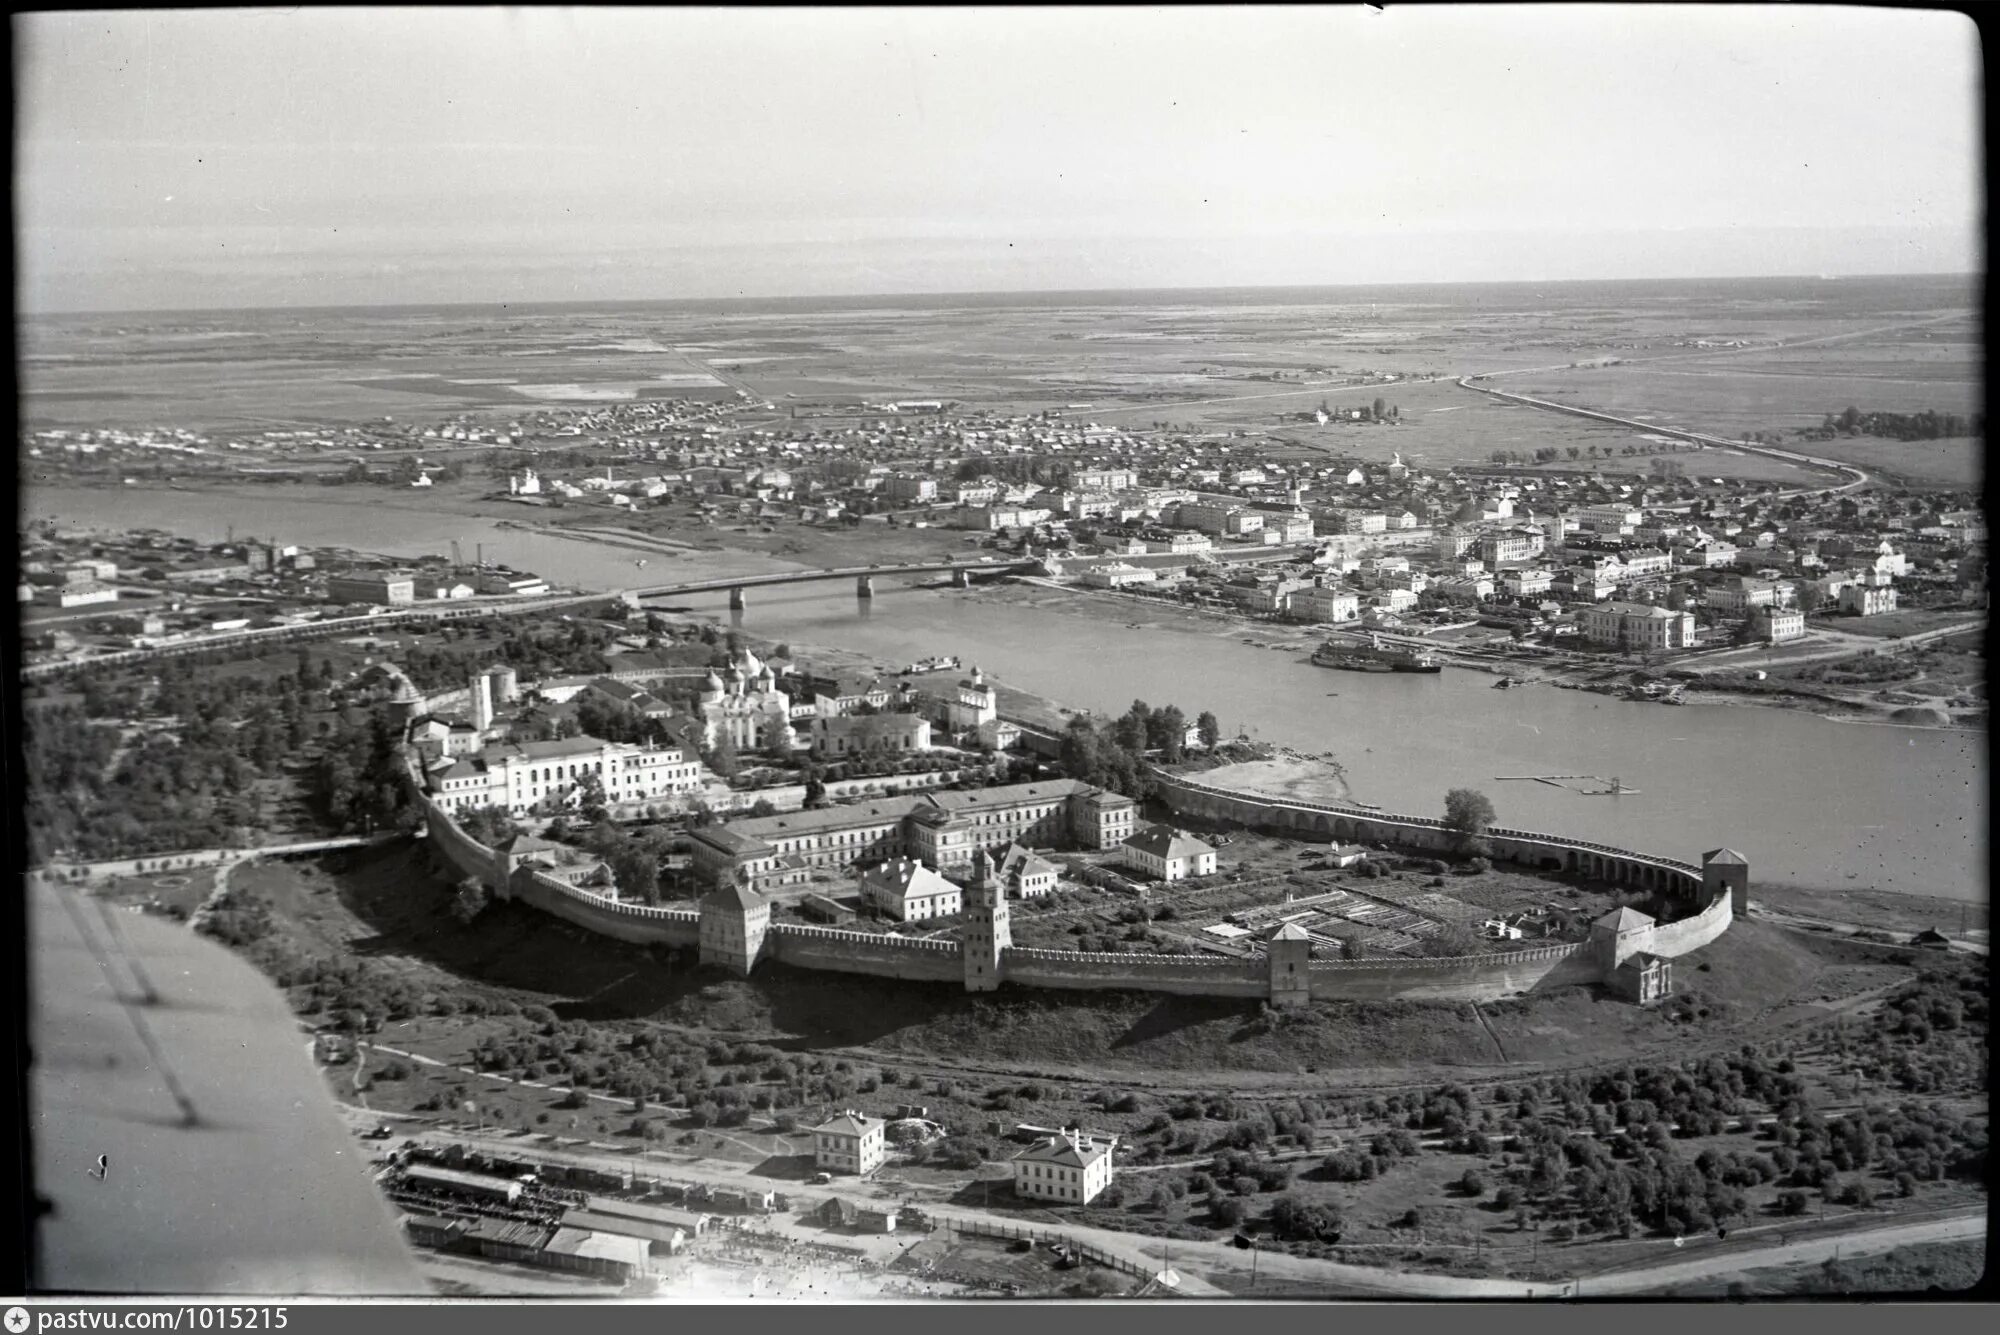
[698,650,798,751]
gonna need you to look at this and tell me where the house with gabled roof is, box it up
[1011,1130,1115,1205]
[996,843,1059,898]
[811,1110,887,1175]
[1120,825,1217,882]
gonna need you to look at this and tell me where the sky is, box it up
[13,5,1985,312]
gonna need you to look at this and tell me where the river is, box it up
[26,484,1989,904]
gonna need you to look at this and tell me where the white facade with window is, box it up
[812,1111,887,1175]
[1012,1132,1114,1205]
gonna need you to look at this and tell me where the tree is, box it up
[1270,1194,1345,1242]
[1443,788,1496,856]
[451,877,492,926]
[1196,711,1222,748]
[1459,1169,1487,1197]
[1207,1192,1246,1227]
[706,732,741,782]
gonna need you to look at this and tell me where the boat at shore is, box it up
[900,655,962,675]
[1311,636,1442,674]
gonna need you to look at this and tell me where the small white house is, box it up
[1120,826,1218,882]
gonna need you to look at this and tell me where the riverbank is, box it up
[970,579,1986,730]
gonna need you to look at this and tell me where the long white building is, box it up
[426,735,706,816]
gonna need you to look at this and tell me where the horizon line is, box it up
[20,270,1980,320]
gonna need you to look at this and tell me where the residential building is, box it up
[1477,529,1539,567]
[1579,602,1696,652]
[1286,586,1360,623]
[1120,825,1218,882]
[1619,548,1673,579]
[1839,575,1898,617]
[1754,607,1808,643]
[812,1111,888,1176]
[1012,1131,1115,1206]
[1072,466,1139,492]
[996,844,1059,898]
[1148,532,1213,555]
[1501,568,1555,598]
[857,859,961,921]
[1705,577,1778,612]
[884,474,938,505]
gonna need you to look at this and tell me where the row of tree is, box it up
[1054,699,1221,797]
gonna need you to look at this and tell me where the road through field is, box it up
[1577,1208,1989,1296]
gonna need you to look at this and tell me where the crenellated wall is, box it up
[765,923,965,982]
[510,869,703,947]
[401,748,1738,1005]
[1001,948,1269,997]
[1303,943,1601,1001]
[1153,774,1707,902]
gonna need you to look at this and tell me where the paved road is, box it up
[1579,1209,1989,1295]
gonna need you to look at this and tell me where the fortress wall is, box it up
[394,747,1734,1003]
[1306,943,1596,1002]
[511,870,703,947]
[1000,948,1269,997]
[420,687,473,715]
[765,925,965,982]
[412,779,502,887]
[1634,892,1733,958]
[1155,775,1707,893]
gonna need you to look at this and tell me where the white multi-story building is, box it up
[426,736,705,816]
[858,858,962,921]
[1580,602,1696,651]
[1286,586,1360,623]
[1755,607,1808,643]
[1121,826,1217,882]
[1502,568,1555,598]
[1012,1131,1115,1205]
[1840,575,1898,617]
[812,1111,887,1176]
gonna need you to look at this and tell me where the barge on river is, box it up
[1311,636,1443,674]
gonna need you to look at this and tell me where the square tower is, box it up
[1702,848,1750,917]
[962,847,1011,992]
[1266,923,1313,1009]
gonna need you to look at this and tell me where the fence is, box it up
[942,1216,1156,1284]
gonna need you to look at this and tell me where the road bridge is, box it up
[629,557,1038,608]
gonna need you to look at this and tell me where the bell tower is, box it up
[962,847,1011,992]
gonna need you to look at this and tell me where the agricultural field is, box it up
[24,275,1976,440]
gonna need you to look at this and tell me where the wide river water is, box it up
[29,485,1989,904]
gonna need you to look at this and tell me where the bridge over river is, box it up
[628,557,1039,608]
